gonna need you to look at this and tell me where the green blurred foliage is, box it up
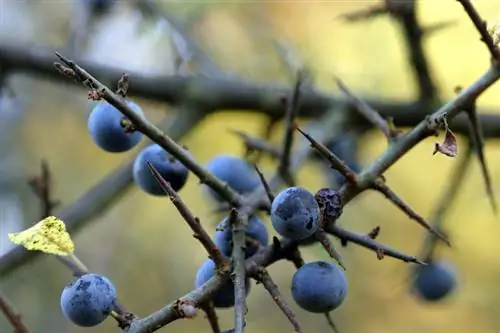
[2,1,500,333]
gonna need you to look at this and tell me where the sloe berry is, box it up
[412,260,457,302]
[60,273,117,327]
[133,144,190,195]
[194,259,251,308]
[205,155,261,200]
[270,187,320,240]
[88,100,144,153]
[214,215,269,258]
[291,261,347,313]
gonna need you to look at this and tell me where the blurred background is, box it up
[1,1,500,333]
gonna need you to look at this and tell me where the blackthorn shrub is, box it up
[291,261,348,313]
[412,260,457,302]
[88,100,144,153]
[205,155,261,200]
[195,259,251,308]
[270,187,321,240]
[60,273,117,327]
[214,215,269,258]
[133,143,190,195]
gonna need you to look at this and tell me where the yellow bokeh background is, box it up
[2,1,500,333]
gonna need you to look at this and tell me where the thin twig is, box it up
[278,70,307,185]
[253,164,274,204]
[419,142,474,261]
[335,77,397,141]
[251,266,304,333]
[146,162,228,267]
[229,209,248,333]
[457,0,500,62]
[201,303,221,333]
[0,291,31,333]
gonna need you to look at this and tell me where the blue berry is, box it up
[412,261,457,302]
[327,133,361,187]
[194,259,251,308]
[88,100,144,153]
[214,215,269,258]
[298,235,318,246]
[270,187,320,240]
[291,261,347,313]
[60,273,117,327]
[133,144,190,195]
[205,155,261,200]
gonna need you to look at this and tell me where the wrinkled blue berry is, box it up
[194,259,251,308]
[133,144,190,195]
[315,188,343,222]
[270,187,320,240]
[88,100,144,153]
[60,273,117,327]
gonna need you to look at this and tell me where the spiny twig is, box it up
[229,129,281,159]
[372,179,450,245]
[457,0,500,63]
[146,162,229,268]
[328,225,425,264]
[335,77,398,141]
[278,70,307,186]
[201,302,221,333]
[419,142,474,261]
[458,86,498,214]
[253,164,275,204]
[0,291,31,333]
[229,209,248,333]
[54,52,246,208]
[251,266,304,333]
[294,125,357,184]
[27,160,60,219]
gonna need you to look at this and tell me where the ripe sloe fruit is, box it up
[327,133,361,187]
[291,261,347,313]
[214,215,269,258]
[270,187,320,240]
[412,260,457,302]
[60,273,117,327]
[133,144,190,195]
[88,100,144,153]
[205,155,261,200]
[194,259,251,308]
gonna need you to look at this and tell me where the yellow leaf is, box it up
[8,216,75,256]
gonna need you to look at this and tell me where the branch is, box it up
[457,0,500,63]
[335,77,397,141]
[340,66,500,206]
[419,142,474,261]
[229,210,247,333]
[327,224,424,264]
[386,0,438,101]
[146,162,228,267]
[0,291,31,333]
[278,70,307,185]
[3,43,500,137]
[251,266,304,333]
[55,52,246,207]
